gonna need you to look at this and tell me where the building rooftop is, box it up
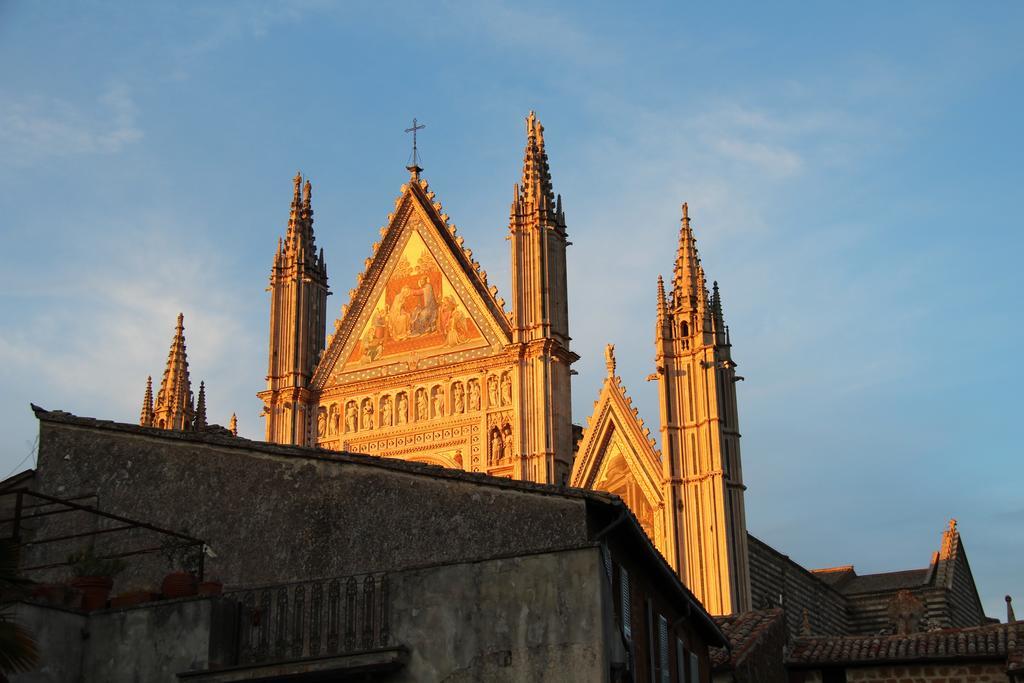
[788,621,1022,668]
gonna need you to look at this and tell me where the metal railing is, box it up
[226,573,390,664]
[0,488,206,580]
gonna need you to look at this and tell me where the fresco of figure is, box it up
[361,307,388,361]
[409,276,438,336]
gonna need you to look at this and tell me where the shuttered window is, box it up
[677,639,686,683]
[689,651,699,683]
[620,566,631,640]
[658,615,670,683]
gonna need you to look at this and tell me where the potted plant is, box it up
[159,535,202,599]
[67,547,126,611]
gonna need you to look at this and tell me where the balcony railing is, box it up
[226,573,390,665]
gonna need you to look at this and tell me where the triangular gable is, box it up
[313,176,512,388]
[571,365,663,513]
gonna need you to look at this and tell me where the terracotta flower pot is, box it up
[71,576,114,611]
[109,590,158,609]
[161,571,198,599]
[197,580,223,596]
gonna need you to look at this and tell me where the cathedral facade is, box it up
[255,112,751,616]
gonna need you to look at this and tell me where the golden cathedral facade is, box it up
[251,112,751,616]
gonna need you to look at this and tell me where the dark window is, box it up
[620,566,631,640]
[658,615,670,683]
[822,668,847,683]
[688,651,699,683]
[676,639,686,683]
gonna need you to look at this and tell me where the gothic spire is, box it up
[153,313,194,431]
[516,111,557,223]
[672,202,702,312]
[193,381,207,430]
[140,375,154,427]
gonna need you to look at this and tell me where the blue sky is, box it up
[1,2,1020,618]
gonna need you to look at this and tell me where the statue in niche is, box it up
[453,383,465,414]
[502,424,514,460]
[468,379,481,411]
[329,404,340,435]
[396,393,408,425]
[380,396,392,428]
[344,402,356,433]
[415,389,428,421]
[317,407,328,437]
[489,428,503,465]
[500,372,512,406]
[888,590,925,635]
[487,375,499,407]
[432,388,445,418]
[361,401,374,430]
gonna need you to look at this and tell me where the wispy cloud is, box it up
[0,82,142,163]
[0,217,259,446]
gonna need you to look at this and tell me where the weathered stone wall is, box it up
[386,546,608,681]
[844,663,1007,682]
[33,418,591,591]
[10,604,85,683]
[12,597,235,683]
[748,534,850,636]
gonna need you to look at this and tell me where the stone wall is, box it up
[12,597,236,683]
[32,416,591,591]
[387,546,608,681]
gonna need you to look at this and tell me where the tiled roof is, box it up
[788,622,1022,667]
[838,568,930,595]
[711,608,785,670]
[811,565,856,589]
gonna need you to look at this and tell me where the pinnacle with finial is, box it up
[518,111,556,221]
[194,380,207,430]
[656,275,667,317]
[605,343,616,376]
[229,413,238,437]
[140,375,154,427]
[672,202,702,310]
[154,312,193,430]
